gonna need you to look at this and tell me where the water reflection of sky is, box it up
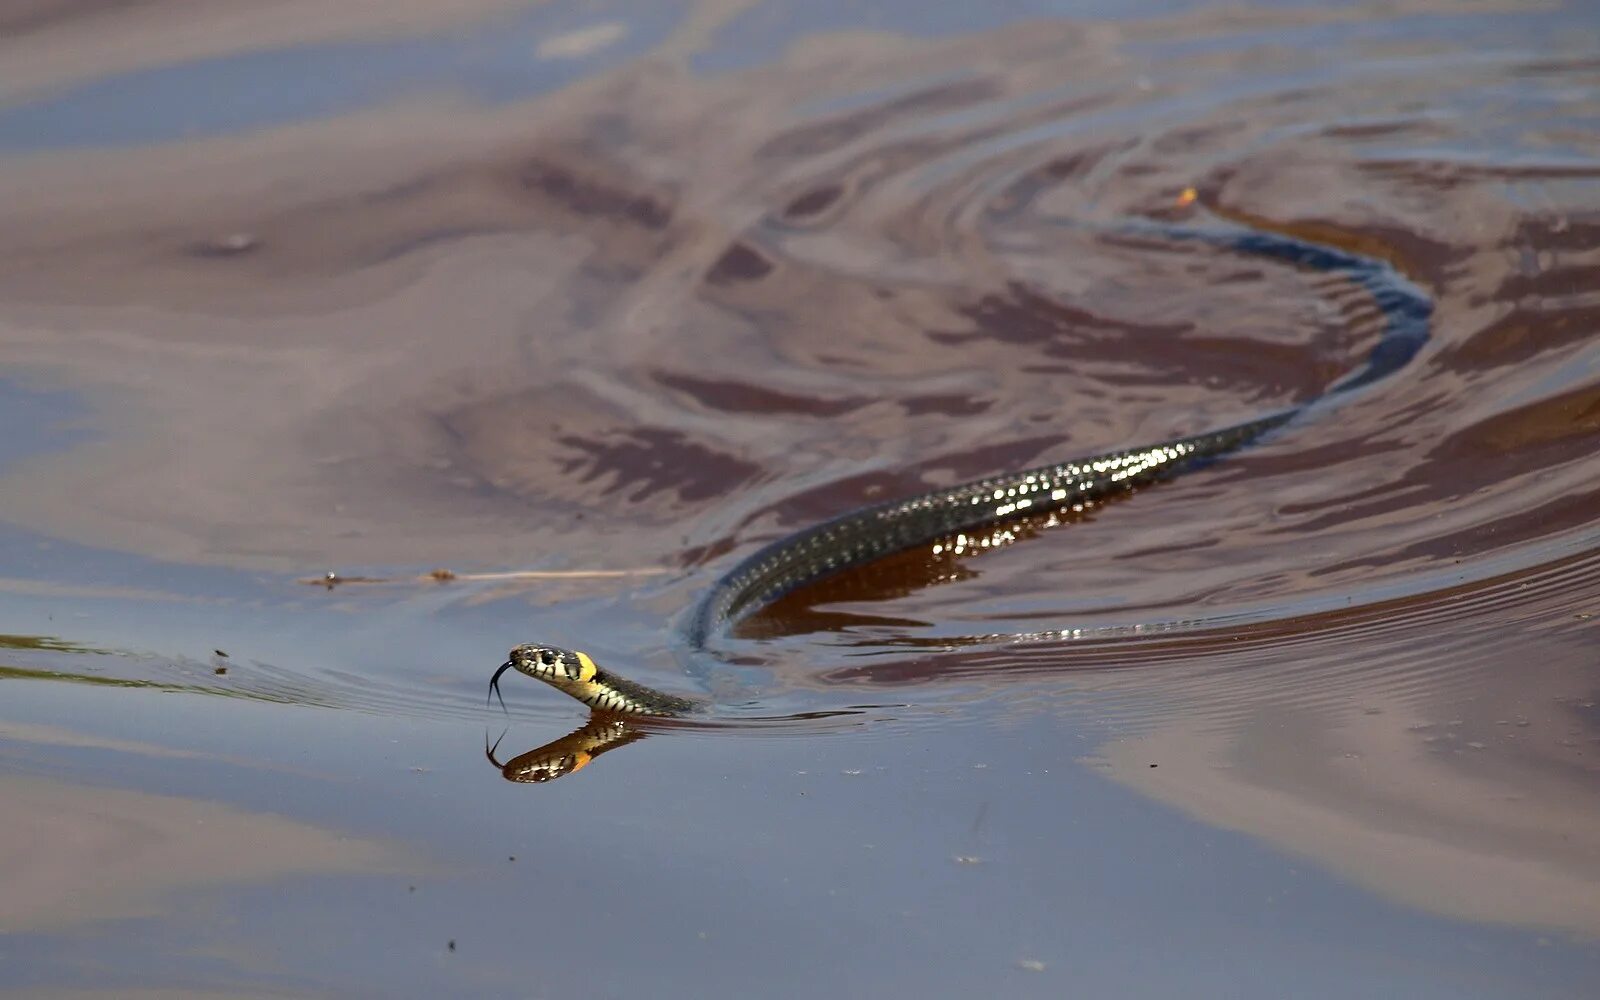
[691,0,1585,73]
[0,378,90,475]
[4,678,1591,998]
[695,0,1219,74]
[0,0,1585,153]
[0,377,280,605]
[0,0,687,152]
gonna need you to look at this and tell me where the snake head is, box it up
[508,643,589,683]
[491,643,604,709]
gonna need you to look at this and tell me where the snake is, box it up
[489,208,1432,719]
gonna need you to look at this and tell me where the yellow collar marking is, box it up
[573,650,599,684]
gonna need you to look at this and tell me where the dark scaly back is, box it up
[681,408,1294,646]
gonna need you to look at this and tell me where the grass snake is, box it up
[490,207,1432,721]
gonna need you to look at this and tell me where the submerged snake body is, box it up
[492,215,1431,717]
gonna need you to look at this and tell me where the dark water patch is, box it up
[436,381,763,521]
[900,391,991,417]
[517,156,676,231]
[781,182,845,219]
[654,369,873,417]
[555,427,761,506]
[705,240,777,284]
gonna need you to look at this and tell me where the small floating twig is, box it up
[302,567,671,590]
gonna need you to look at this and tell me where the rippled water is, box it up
[1,1,1597,996]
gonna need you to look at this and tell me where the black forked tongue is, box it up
[485,727,509,766]
[488,660,513,712]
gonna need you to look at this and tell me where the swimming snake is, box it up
[489,211,1432,720]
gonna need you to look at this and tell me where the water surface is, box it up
[1,0,1597,996]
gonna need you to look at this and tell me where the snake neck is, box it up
[580,665,701,716]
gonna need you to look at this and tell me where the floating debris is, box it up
[190,232,260,257]
[301,567,670,589]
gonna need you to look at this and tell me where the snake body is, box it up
[491,213,1431,717]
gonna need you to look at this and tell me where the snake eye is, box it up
[538,649,559,668]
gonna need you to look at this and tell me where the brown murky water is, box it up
[1,1,1597,996]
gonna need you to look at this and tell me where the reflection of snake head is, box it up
[498,742,594,783]
[492,643,698,716]
[487,717,648,784]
